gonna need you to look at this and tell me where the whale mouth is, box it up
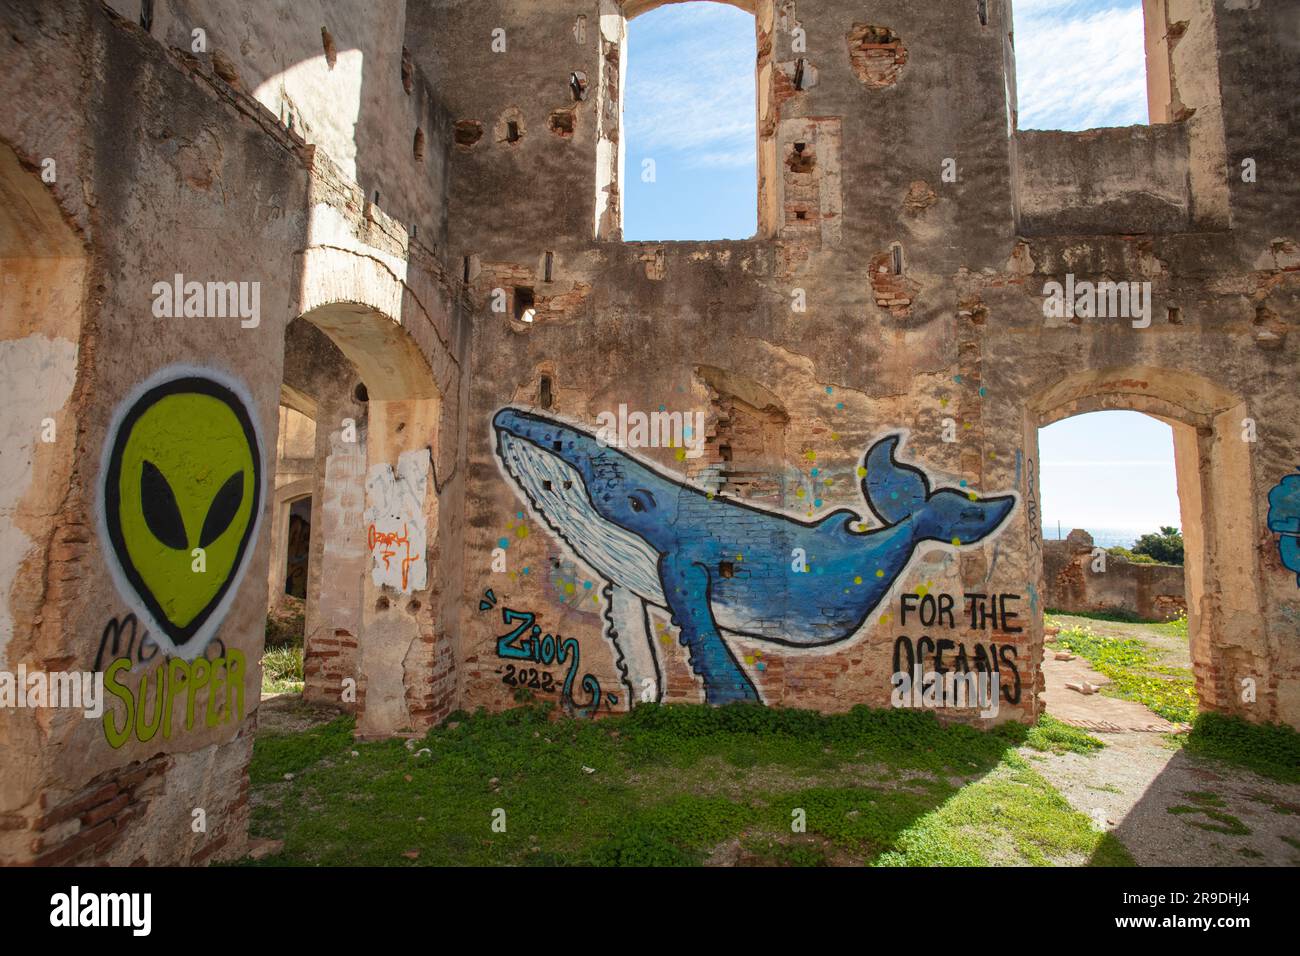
[494,427,665,604]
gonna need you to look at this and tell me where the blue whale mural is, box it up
[492,407,1017,704]
[1267,471,1300,585]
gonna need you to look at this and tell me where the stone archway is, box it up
[283,241,461,737]
[1025,365,1268,721]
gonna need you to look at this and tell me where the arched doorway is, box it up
[1025,366,1267,721]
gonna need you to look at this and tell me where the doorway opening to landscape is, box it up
[1026,367,1265,726]
[1036,409,1196,730]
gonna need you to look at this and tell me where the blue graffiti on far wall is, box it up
[1267,471,1300,585]
[491,407,1017,706]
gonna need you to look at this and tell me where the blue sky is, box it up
[623,2,757,241]
[622,1,1174,537]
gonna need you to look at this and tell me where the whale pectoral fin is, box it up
[603,583,662,706]
[658,554,759,705]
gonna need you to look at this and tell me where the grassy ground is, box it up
[1048,612,1300,784]
[262,603,305,696]
[1181,712,1300,785]
[1047,614,1197,724]
[243,703,1133,867]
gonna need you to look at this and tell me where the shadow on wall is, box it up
[123,0,451,245]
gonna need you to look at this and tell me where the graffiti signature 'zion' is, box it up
[492,408,1016,705]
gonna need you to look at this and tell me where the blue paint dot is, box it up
[757,662,766,672]
[959,479,968,487]
[522,567,530,575]
[497,538,509,549]
[814,499,823,507]
[836,402,844,410]
[826,386,834,394]
[891,491,899,499]
[954,375,963,383]
[583,581,592,589]
[516,511,523,519]
[978,386,987,397]
[659,404,666,411]
[684,426,693,439]
[811,468,819,476]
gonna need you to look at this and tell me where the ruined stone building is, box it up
[1,0,1297,865]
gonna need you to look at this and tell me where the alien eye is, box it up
[199,471,245,547]
[140,460,188,550]
[627,496,643,513]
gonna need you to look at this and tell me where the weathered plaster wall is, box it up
[0,0,1297,869]
[1044,530,1187,622]
[105,0,454,248]
[0,0,470,864]
[413,0,1298,727]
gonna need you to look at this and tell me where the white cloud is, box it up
[624,4,756,169]
[1013,1,1149,131]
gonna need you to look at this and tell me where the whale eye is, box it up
[627,496,643,513]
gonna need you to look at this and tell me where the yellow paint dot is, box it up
[881,613,892,626]
[875,569,884,578]
[853,576,862,585]
[939,398,948,408]
[516,525,529,538]
[565,582,575,594]
[824,478,832,486]
[831,432,840,440]
[917,583,929,597]
[988,452,997,460]
[744,656,755,665]
[804,450,817,461]
[796,488,806,498]
[856,466,867,478]
[736,554,744,562]
[963,422,973,430]
[706,492,715,499]
[952,537,962,546]
[968,492,978,500]
[592,594,599,604]
[675,448,687,461]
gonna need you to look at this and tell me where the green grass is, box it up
[239,703,1131,867]
[1050,625,1197,724]
[1149,614,1189,638]
[1023,714,1106,754]
[1167,791,1251,836]
[260,644,304,696]
[1181,712,1300,785]
[1047,608,1146,624]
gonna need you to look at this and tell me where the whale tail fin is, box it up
[862,435,1014,545]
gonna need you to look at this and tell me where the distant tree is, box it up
[1106,546,1157,565]
[1132,526,1183,565]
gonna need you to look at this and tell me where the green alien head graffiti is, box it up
[101,372,262,655]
